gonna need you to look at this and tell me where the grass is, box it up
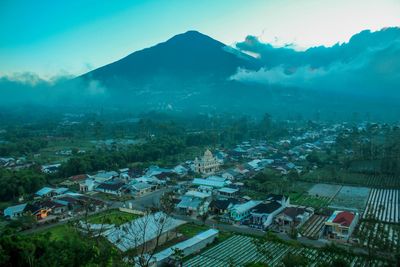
[34,209,139,240]
[36,224,79,241]
[87,209,139,226]
[177,223,209,238]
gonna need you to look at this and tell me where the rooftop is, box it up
[252,201,282,214]
[193,178,225,188]
[102,212,186,251]
[232,200,262,214]
[218,187,239,194]
[328,210,356,227]
[35,187,54,196]
[153,229,219,262]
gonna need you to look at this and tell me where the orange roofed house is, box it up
[324,210,359,241]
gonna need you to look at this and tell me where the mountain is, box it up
[79,30,261,90]
[1,28,400,120]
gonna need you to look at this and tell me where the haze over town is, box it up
[0,1,399,266]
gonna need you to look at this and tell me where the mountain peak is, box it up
[164,30,224,48]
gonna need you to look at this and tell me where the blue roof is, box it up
[35,187,54,196]
[54,187,69,194]
[4,203,27,217]
[193,178,225,188]
[153,229,219,262]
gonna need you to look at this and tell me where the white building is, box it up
[194,149,220,174]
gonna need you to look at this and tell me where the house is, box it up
[3,203,27,220]
[209,198,239,215]
[91,171,118,183]
[34,187,55,198]
[173,165,189,176]
[192,177,229,189]
[265,194,290,206]
[176,191,210,216]
[221,169,243,180]
[275,206,314,233]
[230,200,262,222]
[96,181,126,196]
[69,174,88,184]
[100,212,186,252]
[249,201,285,229]
[197,185,213,195]
[146,166,173,177]
[41,164,61,174]
[194,149,220,174]
[218,187,239,198]
[80,178,96,192]
[39,200,68,215]
[151,229,219,266]
[135,176,165,187]
[53,187,69,195]
[23,203,52,220]
[131,182,153,196]
[325,210,359,241]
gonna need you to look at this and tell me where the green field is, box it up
[35,224,79,241]
[86,209,139,225]
[177,223,209,238]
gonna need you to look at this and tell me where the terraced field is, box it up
[300,214,327,239]
[184,235,388,267]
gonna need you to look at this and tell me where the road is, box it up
[113,187,171,210]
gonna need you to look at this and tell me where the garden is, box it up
[184,235,389,267]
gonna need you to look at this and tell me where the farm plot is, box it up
[329,186,370,212]
[308,183,342,198]
[291,194,331,209]
[183,235,386,267]
[300,214,327,239]
[355,222,400,254]
[363,189,399,223]
[366,175,400,188]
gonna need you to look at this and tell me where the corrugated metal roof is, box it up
[153,229,219,262]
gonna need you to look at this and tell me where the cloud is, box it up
[0,72,108,106]
[231,27,400,96]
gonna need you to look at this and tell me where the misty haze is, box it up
[0,1,399,267]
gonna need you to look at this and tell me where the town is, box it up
[1,111,399,267]
[1,2,399,266]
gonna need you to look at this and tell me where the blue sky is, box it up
[1,0,399,78]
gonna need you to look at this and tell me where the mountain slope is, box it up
[80,30,261,90]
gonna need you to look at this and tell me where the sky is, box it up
[0,0,399,78]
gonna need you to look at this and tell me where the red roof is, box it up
[333,211,355,227]
[70,174,88,181]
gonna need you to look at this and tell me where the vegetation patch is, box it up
[86,209,140,226]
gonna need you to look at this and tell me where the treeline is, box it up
[0,232,124,267]
[0,138,48,156]
[0,168,46,202]
[59,137,186,177]
[337,125,400,175]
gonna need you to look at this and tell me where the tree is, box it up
[159,191,175,215]
[282,252,308,267]
[169,247,184,267]
[115,211,176,267]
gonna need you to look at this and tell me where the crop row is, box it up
[183,235,387,267]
